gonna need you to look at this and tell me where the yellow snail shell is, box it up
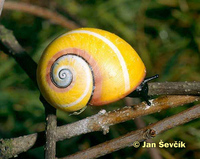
[37,28,146,112]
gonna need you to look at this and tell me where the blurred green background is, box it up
[0,0,200,158]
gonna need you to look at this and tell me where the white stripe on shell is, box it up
[60,55,92,108]
[63,29,130,91]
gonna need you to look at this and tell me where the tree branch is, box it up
[148,82,200,96]
[41,96,57,159]
[0,132,45,159]
[0,95,199,158]
[0,25,57,158]
[56,95,199,141]
[0,25,38,86]
[60,104,200,159]
[3,1,79,29]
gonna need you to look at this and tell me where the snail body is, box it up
[37,28,146,112]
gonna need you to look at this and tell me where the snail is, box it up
[37,28,158,112]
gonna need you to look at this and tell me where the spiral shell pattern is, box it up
[37,28,146,112]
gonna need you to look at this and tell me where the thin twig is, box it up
[0,25,38,86]
[0,24,57,158]
[60,104,200,159]
[3,1,79,29]
[0,132,45,158]
[148,82,200,96]
[41,96,57,159]
[57,95,199,141]
[54,4,84,27]
[0,0,5,16]
[0,95,199,158]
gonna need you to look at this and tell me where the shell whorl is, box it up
[51,56,74,88]
[38,53,94,112]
